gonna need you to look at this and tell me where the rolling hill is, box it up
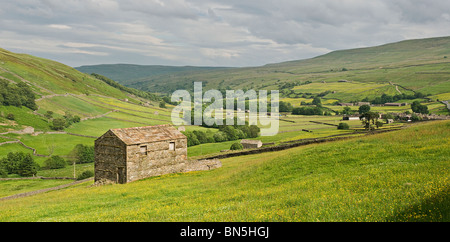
[0,39,449,222]
[1,120,448,221]
[0,48,130,99]
[76,36,450,103]
[75,64,231,84]
[0,47,180,173]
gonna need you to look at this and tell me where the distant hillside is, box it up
[75,64,232,86]
[83,36,450,102]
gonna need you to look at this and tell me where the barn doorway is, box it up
[117,167,126,184]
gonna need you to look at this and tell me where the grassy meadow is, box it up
[0,120,448,222]
[0,37,449,222]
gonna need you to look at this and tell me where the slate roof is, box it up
[109,124,186,145]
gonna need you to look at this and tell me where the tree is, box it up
[312,97,322,107]
[376,120,384,129]
[0,152,39,177]
[337,123,350,130]
[411,101,429,114]
[248,125,260,138]
[182,131,200,147]
[342,106,352,115]
[159,101,166,108]
[213,131,228,142]
[222,126,238,141]
[279,101,293,112]
[17,153,39,177]
[70,144,94,164]
[193,130,208,144]
[230,142,243,150]
[358,105,371,114]
[411,113,422,122]
[51,118,66,130]
[292,106,323,115]
[43,155,67,169]
[360,111,380,131]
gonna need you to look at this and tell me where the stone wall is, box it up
[94,130,127,183]
[183,159,222,173]
[126,138,187,183]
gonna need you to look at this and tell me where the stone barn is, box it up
[94,124,188,184]
[240,139,263,149]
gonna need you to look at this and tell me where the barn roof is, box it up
[109,124,186,145]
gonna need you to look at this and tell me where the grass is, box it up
[0,47,131,99]
[36,95,111,118]
[0,106,50,132]
[0,179,75,198]
[0,120,448,222]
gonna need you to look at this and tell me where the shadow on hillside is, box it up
[386,187,450,222]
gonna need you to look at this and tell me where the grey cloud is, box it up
[0,0,449,67]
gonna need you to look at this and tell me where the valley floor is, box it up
[0,120,448,222]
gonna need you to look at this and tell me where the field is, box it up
[80,37,450,104]
[1,37,449,222]
[0,120,448,222]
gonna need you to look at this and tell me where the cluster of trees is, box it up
[360,111,384,131]
[279,101,293,112]
[411,101,429,114]
[292,106,324,115]
[0,152,39,177]
[182,123,260,147]
[365,92,428,105]
[49,112,81,130]
[0,79,37,110]
[0,143,95,178]
[290,97,332,116]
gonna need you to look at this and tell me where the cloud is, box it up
[0,0,449,67]
[48,24,72,30]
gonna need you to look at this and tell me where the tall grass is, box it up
[0,120,448,222]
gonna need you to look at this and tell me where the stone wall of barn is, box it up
[126,138,188,182]
[94,131,127,184]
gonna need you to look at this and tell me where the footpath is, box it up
[0,177,94,201]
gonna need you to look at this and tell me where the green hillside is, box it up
[82,36,450,103]
[0,48,131,98]
[75,64,231,87]
[0,48,180,171]
[0,40,449,222]
[1,120,448,222]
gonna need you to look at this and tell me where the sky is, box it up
[1,0,450,67]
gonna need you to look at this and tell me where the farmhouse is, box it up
[95,124,222,184]
[240,139,263,149]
